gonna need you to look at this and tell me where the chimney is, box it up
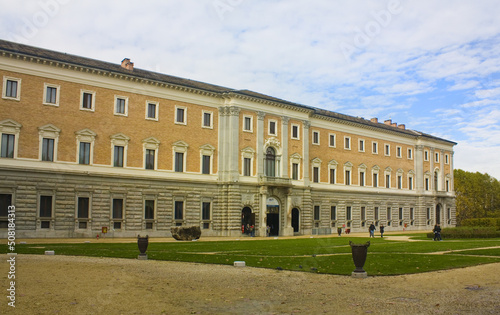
[398,124,406,130]
[121,58,134,70]
[391,122,397,127]
[384,119,392,125]
[370,118,378,123]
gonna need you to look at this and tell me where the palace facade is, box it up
[0,39,456,238]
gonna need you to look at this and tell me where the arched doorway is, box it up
[435,204,441,224]
[266,196,280,236]
[265,147,276,177]
[241,207,254,235]
[292,208,300,233]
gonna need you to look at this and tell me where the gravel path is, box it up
[2,254,499,314]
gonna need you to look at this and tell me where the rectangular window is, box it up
[385,144,390,156]
[399,207,403,220]
[330,168,335,184]
[244,158,251,176]
[244,116,252,131]
[446,179,450,192]
[314,205,320,221]
[346,206,352,221]
[292,125,299,139]
[144,200,155,220]
[387,207,392,221]
[114,146,124,167]
[345,170,351,185]
[112,199,123,219]
[359,140,365,152]
[386,174,390,188]
[39,196,52,218]
[79,142,91,165]
[175,152,184,172]
[425,178,430,190]
[313,167,319,183]
[435,152,439,163]
[330,206,336,220]
[82,92,93,110]
[410,208,414,220]
[176,107,186,124]
[269,120,276,135]
[145,149,155,170]
[175,201,184,220]
[373,173,378,188]
[445,154,449,164]
[426,208,431,220]
[372,142,378,154]
[292,163,299,180]
[344,137,351,149]
[424,150,429,161]
[202,155,211,174]
[329,134,335,147]
[312,131,319,144]
[147,102,157,119]
[374,207,379,220]
[361,207,366,221]
[42,138,54,161]
[5,79,18,98]
[409,177,414,190]
[115,97,126,115]
[45,86,57,104]
[396,146,402,158]
[360,172,365,186]
[202,202,211,220]
[203,112,212,128]
[408,148,413,159]
[77,197,89,218]
[398,175,402,189]
[1,134,15,158]
[0,194,12,228]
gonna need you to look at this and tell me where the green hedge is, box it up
[426,226,500,239]
[460,218,500,228]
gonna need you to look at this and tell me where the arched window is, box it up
[265,147,276,177]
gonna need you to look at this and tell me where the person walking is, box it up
[433,224,442,241]
[369,223,376,238]
[380,224,385,238]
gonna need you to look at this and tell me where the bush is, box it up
[460,218,500,228]
[426,226,500,239]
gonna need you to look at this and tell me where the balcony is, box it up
[259,175,292,187]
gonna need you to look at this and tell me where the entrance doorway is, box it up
[241,207,254,235]
[267,213,279,236]
[292,208,300,233]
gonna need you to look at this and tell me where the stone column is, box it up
[440,149,445,191]
[430,147,435,191]
[257,111,265,176]
[450,152,455,192]
[218,107,229,181]
[303,120,310,185]
[281,116,289,178]
[259,186,268,236]
[415,145,424,192]
[228,106,240,182]
[282,188,294,236]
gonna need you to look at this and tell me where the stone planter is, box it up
[137,235,149,259]
[349,241,370,277]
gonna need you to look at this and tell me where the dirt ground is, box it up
[2,252,500,315]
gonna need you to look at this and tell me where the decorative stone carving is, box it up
[171,226,202,241]
[257,111,266,120]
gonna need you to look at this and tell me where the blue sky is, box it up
[1,0,500,178]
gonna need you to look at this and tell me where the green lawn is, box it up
[6,235,500,276]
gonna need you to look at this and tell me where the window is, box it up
[292,163,299,180]
[344,137,351,150]
[0,194,13,229]
[41,138,54,161]
[314,205,320,221]
[373,173,378,188]
[445,154,449,164]
[175,106,186,124]
[1,134,15,158]
[202,111,213,128]
[145,149,155,170]
[424,150,429,161]
[446,179,450,192]
[291,124,299,139]
[361,207,366,221]
[80,90,95,111]
[174,201,184,221]
[243,116,252,132]
[372,142,378,154]
[399,207,403,221]
[408,148,413,160]
[312,131,319,145]
[329,134,336,147]
[410,208,414,220]
[244,158,252,176]
[112,199,123,219]
[202,202,211,221]
[77,197,90,228]
[268,120,277,136]
[396,146,402,158]
[345,170,351,185]
[144,200,155,220]
[385,144,390,156]
[359,139,365,152]
[43,84,59,106]
[330,206,336,220]
[265,147,276,177]
[386,174,391,188]
[387,207,392,221]
[435,152,440,163]
[329,168,336,184]
[346,206,352,221]
[3,77,21,100]
[175,152,184,172]
[202,155,211,174]
[409,176,414,190]
[79,142,91,165]
[398,175,402,189]
[39,195,52,218]
[360,171,365,186]
[146,101,158,120]
[313,167,319,183]
[114,96,128,116]
[114,146,124,167]
[374,207,379,220]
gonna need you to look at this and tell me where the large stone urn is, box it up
[349,241,370,278]
[137,235,149,260]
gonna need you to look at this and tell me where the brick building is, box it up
[0,40,456,238]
